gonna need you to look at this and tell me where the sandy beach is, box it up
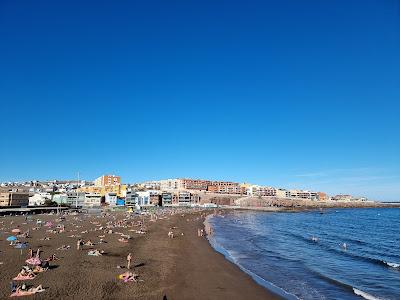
[0,209,280,299]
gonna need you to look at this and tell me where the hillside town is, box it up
[0,175,370,209]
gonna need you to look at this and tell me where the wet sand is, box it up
[0,210,280,299]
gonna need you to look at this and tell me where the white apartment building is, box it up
[276,189,290,198]
[29,192,52,206]
[105,192,117,206]
[159,179,184,191]
[247,185,277,197]
[66,192,85,207]
[84,193,102,207]
[289,190,319,200]
[53,194,68,205]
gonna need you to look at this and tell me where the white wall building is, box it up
[159,179,183,191]
[29,192,52,206]
[53,194,68,205]
[125,190,151,207]
[136,191,151,206]
[84,193,102,207]
[105,192,117,206]
[66,192,85,207]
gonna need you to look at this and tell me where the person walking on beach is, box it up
[77,239,82,250]
[127,253,132,269]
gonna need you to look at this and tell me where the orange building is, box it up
[317,192,328,201]
[94,175,121,187]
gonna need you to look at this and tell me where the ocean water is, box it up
[207,208,400,300]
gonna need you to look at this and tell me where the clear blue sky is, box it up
[1,1,399,201]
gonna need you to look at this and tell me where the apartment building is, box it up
[125,191,151,206]
[276,189,290,198]
[105,192,118,206]
[94,175,121,187]
[0,192,29,207]
[53,194,68,205]
[332,194,353,201]
[79,180,126,197]
[208,183,245,195]
[161,192,173,206]
[317,192,328,201]
[181,179,212,191]
[171,191,200,206]
[160,179,183,190]
[248,185,277,197]
[66,192,85,207]
[84,193,102,207]
[289,190,319,200]
[29,192,52,206]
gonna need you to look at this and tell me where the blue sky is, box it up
[0,1,399,201]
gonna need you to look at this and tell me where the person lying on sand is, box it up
[118,271,138,282]
[84,240,94,246]
[56,245,70,250]
[45,254,59,262]
[87,249,104,256]
[32,265,48,273]
[10,284,45,297]
[25,256,41,266]
[13,271,36,281]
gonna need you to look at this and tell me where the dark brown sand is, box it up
[0,210,280,299]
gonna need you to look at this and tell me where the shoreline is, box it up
[204,214,295,299]
[161,211,281,299]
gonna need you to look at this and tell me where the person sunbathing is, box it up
[45,254,59,261]
[33,265,47,273]
[118,271,138,282]
[87,249,104,256]
[10,284,45,297]
[13,271,36,281]
[57,245,70,250]
[84,240,94,246]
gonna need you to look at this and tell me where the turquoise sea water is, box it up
[208,208,400,300]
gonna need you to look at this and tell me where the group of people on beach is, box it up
[10,248,53,297]
[1,207,214,298]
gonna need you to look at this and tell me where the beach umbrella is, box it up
[6,236,17,241]
[11,229,21,233]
